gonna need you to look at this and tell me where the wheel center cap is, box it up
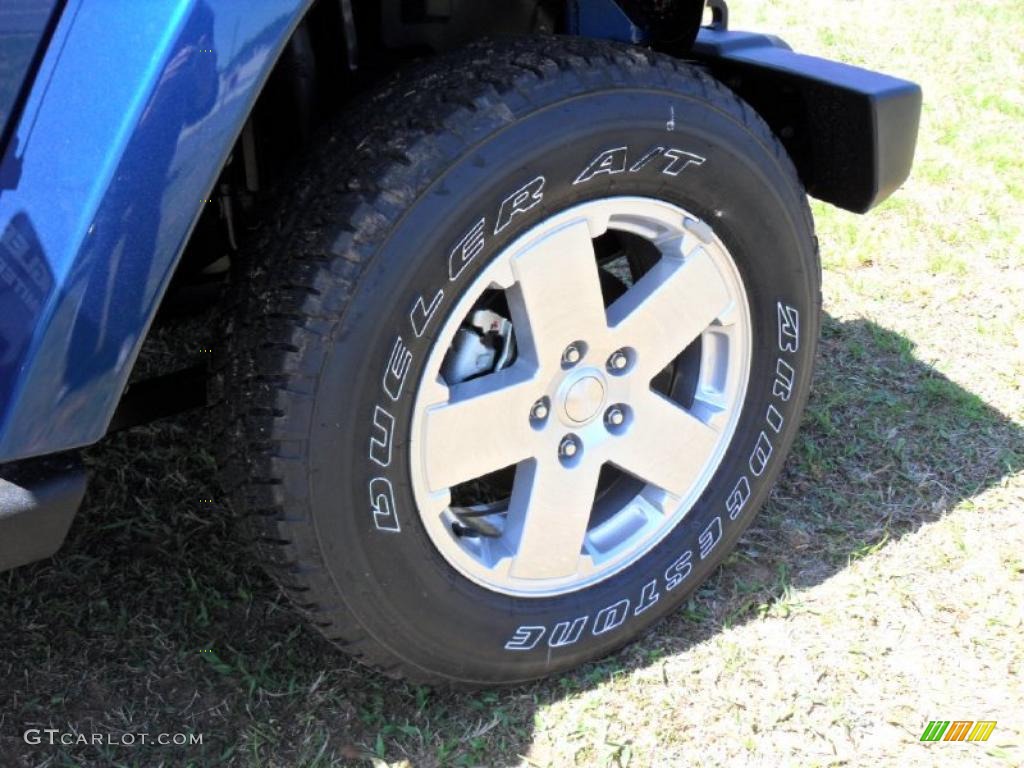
[563,375,605,423]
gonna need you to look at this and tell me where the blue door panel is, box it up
[0,0,311,461]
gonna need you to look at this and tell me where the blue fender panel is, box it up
[0,0,311,462]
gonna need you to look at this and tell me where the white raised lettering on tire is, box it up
[548,617,588,648]
[382,336,412,401]
[573,146,627,184]
[748,432,773,477]
[369,477,400,532]
[664,550,693,590]
[773,357,795,401]
[592,599,631,636]
[574,144,707,183]
[494,176,545,234]
[504,625,545,651]
[726,476,751,520]
[410,290,443,338]
[633,579,660,615]
[698,516,722,560]
[777,302,800,353]
[449,218,487,281]
[369,406,395,467]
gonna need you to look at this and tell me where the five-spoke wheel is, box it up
[412,198,751,596]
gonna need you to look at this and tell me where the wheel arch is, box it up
[69,0,711,448]
[0,0,316,461]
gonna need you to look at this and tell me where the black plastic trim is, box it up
[692,27,922,213]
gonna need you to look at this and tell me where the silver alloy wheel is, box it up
[410,197,751,596]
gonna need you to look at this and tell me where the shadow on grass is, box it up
[1,313,1020,767]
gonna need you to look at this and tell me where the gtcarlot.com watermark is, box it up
[24,728,202,747]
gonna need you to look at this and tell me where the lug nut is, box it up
[608,350,629,372]
[531,400,549,421]
[562,344,582,366]
[559,436,579,458]
[606,406,625,427]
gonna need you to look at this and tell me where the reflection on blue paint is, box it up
[0,212,51,408]
[0,0,59,150]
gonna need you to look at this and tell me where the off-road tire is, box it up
[216,36,820,686]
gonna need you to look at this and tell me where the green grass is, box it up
[2,2,1023,766]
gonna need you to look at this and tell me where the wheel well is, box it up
[122,0,707,430]
[164,0,561,311]
[163,0,705,314]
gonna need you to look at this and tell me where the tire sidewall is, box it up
[309,85,818,683]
